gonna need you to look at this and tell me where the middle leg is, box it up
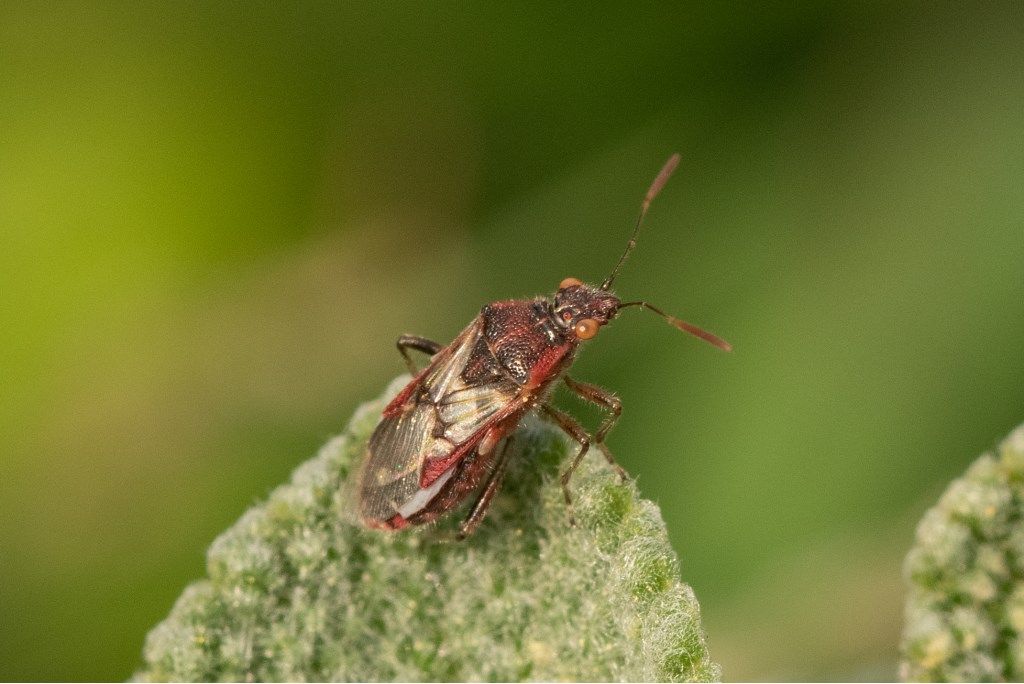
[539,403,593,527]
[563,376,628,482]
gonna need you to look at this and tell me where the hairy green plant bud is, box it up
[901,424,1024,682]
[136,376,719,682]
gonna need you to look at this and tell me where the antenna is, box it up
[600,153,681,291]
[619,300,732,351]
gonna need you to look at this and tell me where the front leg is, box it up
[539,403,591,527]
[563,376,628,482]
[396,334,442,374]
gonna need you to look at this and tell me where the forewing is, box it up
[358,320,518,525]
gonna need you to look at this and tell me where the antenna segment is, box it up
[600,153,681,291]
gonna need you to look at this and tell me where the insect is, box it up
[356,154,730,538]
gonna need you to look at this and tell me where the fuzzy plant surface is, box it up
[137,376,720,682]
[901,423,1024,682]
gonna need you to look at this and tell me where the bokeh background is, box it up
[2,2,1023,680]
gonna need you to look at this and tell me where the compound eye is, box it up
[559,276,583,290]
[574,318,599,340]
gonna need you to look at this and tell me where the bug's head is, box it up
[553,277,621,340]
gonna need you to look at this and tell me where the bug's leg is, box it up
[396,334,442,374]
[563,376,628,482]
[540,403,592,527]
[457,436,516,540]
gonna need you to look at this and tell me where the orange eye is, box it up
[574,318,599,340]
[559,277,582,290]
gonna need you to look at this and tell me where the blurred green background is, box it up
[2,2,1023,680]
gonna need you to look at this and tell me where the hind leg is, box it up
[457,436,516,539]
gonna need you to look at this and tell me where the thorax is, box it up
[465,298,577,390]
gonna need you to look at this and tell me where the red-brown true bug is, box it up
[356,154,730,538]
